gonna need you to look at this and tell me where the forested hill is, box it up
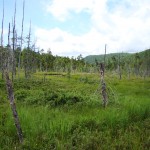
[84,49,150,64]
[138,49,150,58]
[84,53,131,64]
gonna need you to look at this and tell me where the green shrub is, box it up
[15,89,29,102]
[24,90,45,105]
[0,79,5,88]
[44,91,84,107]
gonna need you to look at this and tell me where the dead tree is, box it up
[0,0,4,47]
[5,23,11,71]
[99,44,108,108]
[104,44,107,68]
[27,20,31,50]
[8,23,10,47]
[118,53,122,80]
[11,0,17,82]
[18,0,25,79]
[5,70,23,143]
[100,63,107,107]
[0,0,4,79]
[24,21,31,78]
[32,41,38,73]
[3,20,24,143]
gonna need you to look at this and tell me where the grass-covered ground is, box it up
[0,72,150,149]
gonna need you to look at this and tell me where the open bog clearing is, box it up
[0,72,150,149]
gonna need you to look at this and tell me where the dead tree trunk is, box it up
[1,0,4,79]
[24,21,31,78]
[18,0,25,79]
[4,19,23,143]
[1,0,4,47]
[5,71,23,143]
[12,0,17,82]
[99,44,108,108]
[100,63,107,108]
[118,53,122,80]
[104,44,107,69]
[6,23,11,71]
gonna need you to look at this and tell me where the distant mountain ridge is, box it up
[84,53,131,64]
[84,49,150,64]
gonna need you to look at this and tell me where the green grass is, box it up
[0,72,150,149]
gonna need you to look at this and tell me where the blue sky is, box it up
[0,0,150,57]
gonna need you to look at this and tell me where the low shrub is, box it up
[0,79,5,88]
[15,89,29,102]
[15,89,85,107]
[45,92,84,107]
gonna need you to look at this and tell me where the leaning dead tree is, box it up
[99,44,108,108]
[2,0,24,143]
[5,71,23,143]
[3,22,24,143]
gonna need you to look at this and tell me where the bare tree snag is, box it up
[5,71,23,143]
[6,23,11,70]
[25,20,31,78]
[100,63,107,108]
[12,0,17,82]
[18,0,25,79]
[27,20,31,49]
[104,44,107,67]
[8,23,10,46]
[1,0,4,79]
[99,44,108,108]
[118,53,122,80]
[1,0,4,46]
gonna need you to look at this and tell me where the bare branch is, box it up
[1,0,4,47]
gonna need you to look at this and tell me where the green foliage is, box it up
[15,89,29,102]
[15,89,85,107]
[0,73,150,149]
[0,79,5,88]
[84,49,150,78]
[84,53,130,64]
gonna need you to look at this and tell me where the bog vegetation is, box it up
[0,0,150,149]
[0,72,150,149]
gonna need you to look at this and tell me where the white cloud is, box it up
[35,27,109,56]
[0,28,8,36]
[46,0,94,21]
[0,28,9,46]
[39,0,150,56]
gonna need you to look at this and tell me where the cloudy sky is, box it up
[0,0,150,57]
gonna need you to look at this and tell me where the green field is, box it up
[0,72,150,149]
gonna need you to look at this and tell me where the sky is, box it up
[0,0,150,57]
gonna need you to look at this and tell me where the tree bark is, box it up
[18,0,25,79]
[12,0,17,82]
[5,71,23,143]
[100,63,107,108]
[99,44,108,108]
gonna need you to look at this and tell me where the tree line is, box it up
[93,50,150,79]
[1,0,150,80]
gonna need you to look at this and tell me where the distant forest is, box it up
[0,0,150,80]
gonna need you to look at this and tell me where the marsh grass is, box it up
[0,72,150,149]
